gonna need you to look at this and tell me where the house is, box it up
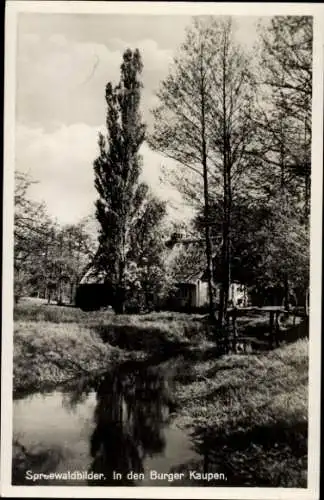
[75,268,112,311]
[166,239,249,312]
[172,270,210,310]
[170,270,249,312]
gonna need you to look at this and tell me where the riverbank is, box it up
[172,338,308,487]
[13,299,308,487]
[13,300,209,394]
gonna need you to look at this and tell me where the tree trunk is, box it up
[218,31,231,329]
[305,171,310,221]
[113,260,126,314]
[202,114,215,322]
[57,280,63,305]
[219,220,230,327]
[114,295,126,314]
[70,281,74,305]
[283,275,290,311]
[305,287,309,317]
[200,44,215,323]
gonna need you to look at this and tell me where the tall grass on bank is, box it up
[14,301,109,324]
[13,321,130,395]
[172,339,308,487]
[14,301,211,345]
[13,302,210,394]
[14,300,205,326]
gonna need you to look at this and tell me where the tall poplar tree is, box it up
[93,49,148,313]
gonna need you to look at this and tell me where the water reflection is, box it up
[12,440,64,485]
[12,359,180,486]
[88,363,175,485]
[170,428,232,486]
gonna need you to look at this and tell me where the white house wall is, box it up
[197,280,208,308]
[197,281,247,308]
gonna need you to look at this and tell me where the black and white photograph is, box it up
[1,2,323,499]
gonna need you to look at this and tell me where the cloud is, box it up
[16,123,99,224]
[48,33,68,47]
[20,33,40,46]
[16,123,192,225]
[16,33,174,131]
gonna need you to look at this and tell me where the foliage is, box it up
[257,16,312,218]
[194,191,309,300]
[260,16,312,127]
[150,17,258,206]
[239,16,312,301]
[14,172,96,304]
[14,172,54,302]
[45,221,97,304]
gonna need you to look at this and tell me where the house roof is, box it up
[176,269,205,285]
[79,267,106,285]
[169,243,206,284]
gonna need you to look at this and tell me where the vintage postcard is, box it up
[1,1,323,499]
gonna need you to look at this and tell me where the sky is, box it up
[16,13,263,226]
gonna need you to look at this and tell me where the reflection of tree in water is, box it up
[61,377,93,413]
[169,427,234,487]
[12,439,63,485]
[171,420,308,487]
[88,363,175,486]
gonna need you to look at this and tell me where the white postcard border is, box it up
[2,2,323,499]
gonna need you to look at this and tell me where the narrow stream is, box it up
[12,357,201,486]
